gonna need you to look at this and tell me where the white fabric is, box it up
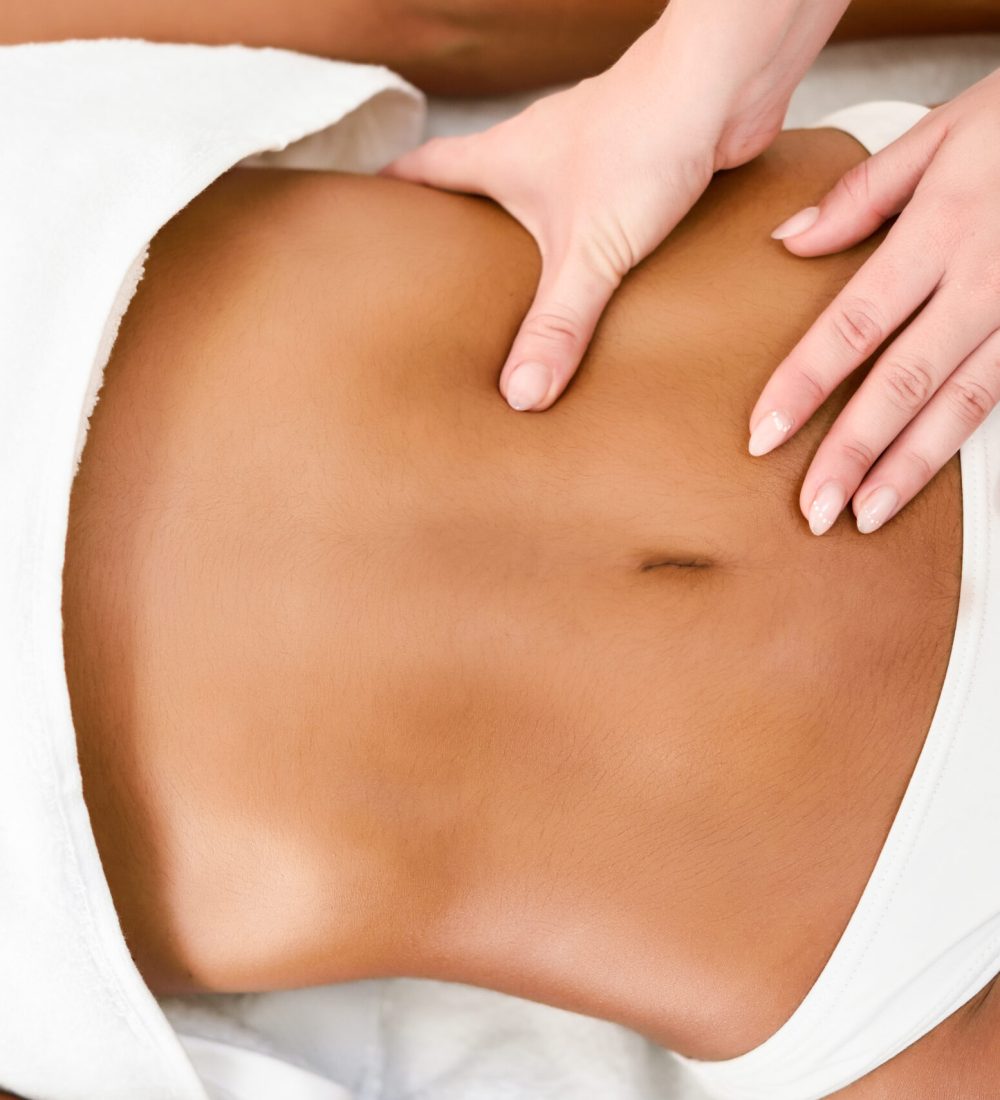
[0,39,423,1100]
[163,982,689,1100]
[784,33,1000,126]
[807,99,933,155]
[178,1036,353,1100]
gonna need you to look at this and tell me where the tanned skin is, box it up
[3,0,1000,94]
[56,128,1000,1099]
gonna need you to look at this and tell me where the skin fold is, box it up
[59,129,999,1096]
[3,0,1000,94]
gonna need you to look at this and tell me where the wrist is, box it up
[640,0,851,166]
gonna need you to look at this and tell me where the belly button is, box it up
[638,556,714,574]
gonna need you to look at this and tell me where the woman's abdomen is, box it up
[62,131,961,1057]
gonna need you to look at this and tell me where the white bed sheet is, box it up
[164,33,1000,1100]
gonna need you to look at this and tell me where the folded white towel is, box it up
[0,39,422,1100]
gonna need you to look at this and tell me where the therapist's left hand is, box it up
[750,67,1000,536]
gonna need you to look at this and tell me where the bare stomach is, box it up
[62,128,961,1062]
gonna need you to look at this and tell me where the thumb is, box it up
[381,134,488,196]
[500,250,620,412]
[771,115,945,257]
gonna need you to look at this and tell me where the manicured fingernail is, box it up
[506,362,552,411]
[748,409,795,457]
[856,486,900,534]
[771,206,820,241]
[808,481,847,536]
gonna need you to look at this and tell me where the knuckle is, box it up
[521,305,585,349]
[836,157,895,223]
[881,355,936,414]
[899,447,935,485]
[575,224,635,283]
[791,364,827,406]
[839,438,879,471]
[830,299,885,357]
[837,158,874,208]
[944,377,997,428]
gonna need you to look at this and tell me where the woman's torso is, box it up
[62,129,961,1061]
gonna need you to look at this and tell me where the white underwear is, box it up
[1,46,995,1100]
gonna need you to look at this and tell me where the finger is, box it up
[850,328,1000,534]
[499,248,621,411]
[797,286,997,533]
[381,134,488,195]
[772,112,947,257]
[748,224,944,455]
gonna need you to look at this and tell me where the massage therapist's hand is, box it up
[753,68,1000,536]
[386,0,850,412]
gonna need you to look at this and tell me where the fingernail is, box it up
[771,206,820,241]
[748,409,795,457]
[505,362,552,411]
[856,486,900,534]
[808,481,847,536]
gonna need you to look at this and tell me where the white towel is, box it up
[0,39,422,1100]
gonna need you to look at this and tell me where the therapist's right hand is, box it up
[386,0,851,413]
